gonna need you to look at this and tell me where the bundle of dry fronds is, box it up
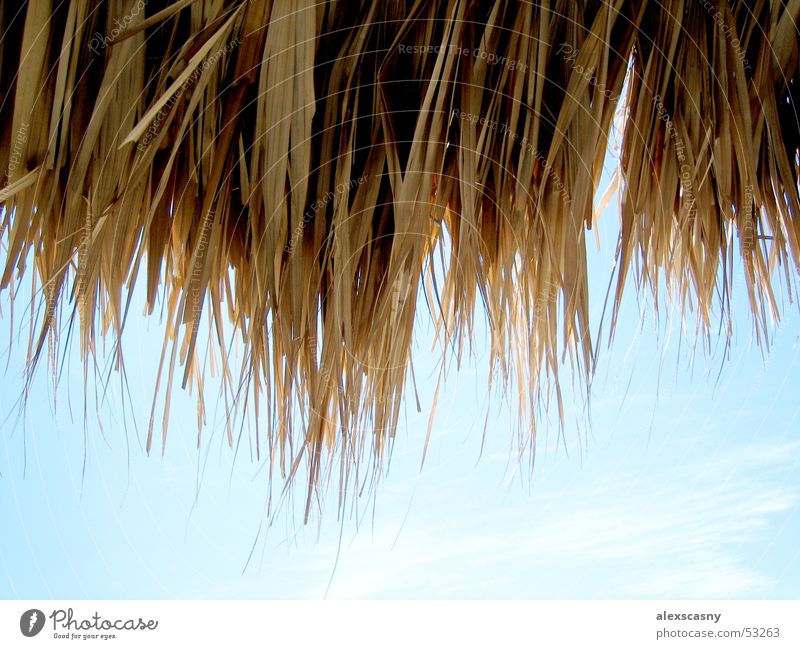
[1,0,798,518]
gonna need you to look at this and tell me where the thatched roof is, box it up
[2,0,799,519]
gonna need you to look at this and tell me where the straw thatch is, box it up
[1,0,799,518]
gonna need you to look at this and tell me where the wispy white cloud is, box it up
[281,440,800,599]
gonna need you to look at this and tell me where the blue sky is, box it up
[1,137,799,599]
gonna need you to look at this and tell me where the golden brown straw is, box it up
[1,0,799,519]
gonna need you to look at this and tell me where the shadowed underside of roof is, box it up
[1,0,799,519]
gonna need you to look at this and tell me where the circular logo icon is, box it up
[20,609,45,637]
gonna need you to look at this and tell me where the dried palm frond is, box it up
[1,0,799,519]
